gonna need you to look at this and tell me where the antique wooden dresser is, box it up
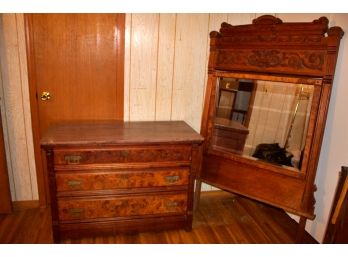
[40,121,203,242]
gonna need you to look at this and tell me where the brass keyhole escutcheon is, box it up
[40,91,51,101]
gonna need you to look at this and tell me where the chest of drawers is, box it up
[41,121,203,242]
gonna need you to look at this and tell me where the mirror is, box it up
[196,16,344,232]
[212,77,314,171]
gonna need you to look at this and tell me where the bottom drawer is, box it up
[58,193,187,221]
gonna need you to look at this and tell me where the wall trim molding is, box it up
[12,200,39,211]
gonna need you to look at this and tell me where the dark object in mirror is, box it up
[252,143,293,167]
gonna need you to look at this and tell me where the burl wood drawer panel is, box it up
[58,193,187,221]
[54,146,192,165]
[56,168,189,192]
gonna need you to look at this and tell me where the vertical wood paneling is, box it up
[15,14,38,200]
[226,13,255,25]
[129,14,159,121]
[124,14,132,121]
[155,14,176,120]
[171,14,210,132]
[0,14,17,201]
[124,13,256,127]
[0,14,35,200]
[208,14,228,30]
[0,40,16,202]
[202,14,229,110]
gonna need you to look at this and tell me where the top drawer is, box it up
[54,145,192,166]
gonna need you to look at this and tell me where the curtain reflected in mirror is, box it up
[213,78,314,171]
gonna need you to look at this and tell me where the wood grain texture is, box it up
[15,14,38,200]
[41,121,203,147]
[53,146,191,166]
[29,14,124,135]
[0,107,12,213]
[58,193,187,221]
[0,14,36,201]
[198,15,344,236]
[324,167,348,243]
[0,191,318,243]
[171,14,210,132]
[226,14,256,25]
[0,206,53,243]
[56,168,189,192]
[129,14,159,121]
[123,14,132,121]
[0,14,16,201]
[0,13,346,243]
[42,120,203,242]
[12,200,39,211]
[201,154,307,216]
[24,14,48,206]
[155,14,176,120]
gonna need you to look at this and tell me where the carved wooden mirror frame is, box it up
[196,15,344,239]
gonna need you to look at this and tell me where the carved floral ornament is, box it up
[210,16,344,76]
[216,50,325,71]
[216,33,324,44]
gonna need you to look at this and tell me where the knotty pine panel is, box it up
[171,14,210,132]
[0,14,38,201]
[128,14,159,121]
[155,14,176,121]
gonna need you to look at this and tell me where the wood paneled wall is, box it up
[0,14,38,201]
[0,13,279,200]
[124,14,257,132]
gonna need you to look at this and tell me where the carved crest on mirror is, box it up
[197,15,344,241]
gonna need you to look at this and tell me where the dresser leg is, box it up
[194,179,202,211]
[185,215,193,232]
[295,216,307,243]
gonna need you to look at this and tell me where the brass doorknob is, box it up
[40,91,51,101]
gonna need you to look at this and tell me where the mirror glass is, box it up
[213,77,315,171]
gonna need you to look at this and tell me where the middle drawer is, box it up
[56,167,190,192]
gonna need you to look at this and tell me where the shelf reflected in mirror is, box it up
[213,77,314,171]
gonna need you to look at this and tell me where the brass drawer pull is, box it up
[68,208,85,217]
[165,175,180,184]
[64,155,82,164]
[120,150,129,158]
[165,201,179,209]
[67,180,82,189]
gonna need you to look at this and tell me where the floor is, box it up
[0,191,317,244]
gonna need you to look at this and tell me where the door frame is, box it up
[0,107,12,214]
[24,14,125,206]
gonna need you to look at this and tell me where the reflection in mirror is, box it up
[213,78,314,171]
